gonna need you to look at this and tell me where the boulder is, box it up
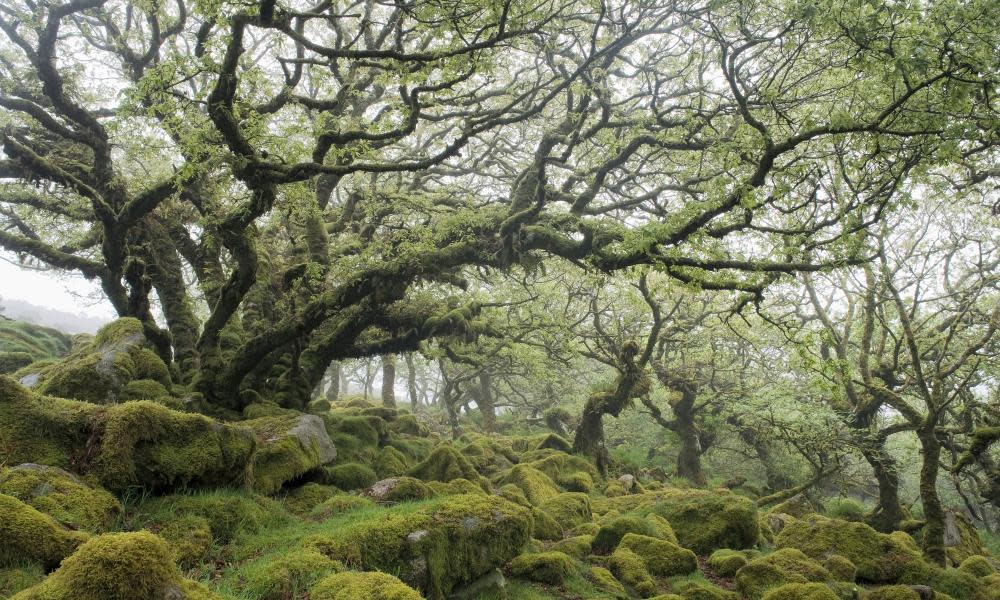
[310,571,423,600]
[508,551,575,584]
[304,494,532,600]
[734,548,831,600]
[0,493,87,570]
[9,531,223,600]
[0,463,121,532]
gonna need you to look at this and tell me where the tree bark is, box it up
[381,355,396,407]
[325,361,341,401]
[478,371,496,433]
[406,353,419,410]
[861,444,905,532]
[918,423,947,565]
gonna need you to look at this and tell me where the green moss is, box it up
[570,521,601,536]
[305,494,533,600]
[26,318,172,405]
[246,413,338,494]
[539,492,592,532]
[408,445,486,489]
[619,533,698,577]
[670,579,738,600]
[775,514,925,583]
[646,513,679,544]
[525,450,599,484]
[235,548,343,599]
[330,415,389,448]
[0,351,35,374]
[536,434,573,453]
[824,555,858,582]
[558,471,595,492]
[8,531,195,600]
[610,547,658,598]
[0,562,45,598]
[0,464,121,532]
[311,494,376,519]
[735,548,831,600]
[707,549,750,577]
[532,507,564,541]
[320,463,378,490]
[551,535,593,559]
[120,379,172,402]
[588,566,627,597]
[863,585,921,600]
[153,514,212,568]
[499,483,531,507]
[0,376,98,469]
[509,551,575,584]
[957,555,994,577]
[133,488,288,545]
[374,446,411,478]
[644,489,759,554]
[593,515,662,554]
[310,571,424,600]
[93,400,255,493]
[284,483,338,515]
[366,476,433,503]
[760,583,839,600]
[496,464,560,506]
[426,478,487,497]
[0,493,87,570]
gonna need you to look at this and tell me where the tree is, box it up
[1,0,996,414]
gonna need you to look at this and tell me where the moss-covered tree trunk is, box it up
[671,385,707,486]
[325,361,340,401]
[572,342,649,476]
[381,354,396,408]
[406,353,419,410]
[479,371,496,433]
[861,445,905,532]
[918,423,947,565]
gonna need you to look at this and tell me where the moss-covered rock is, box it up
[863,585,921,599]
[0,563,45,598]
[133,489,287,546]
[558,470,595,492]
[551,535,593,559]
[9,531,220,600]
[531,506,564,541]
[310,571,424,600]
[93,400,257,493]
[536,433,573,453]
[768,493,819,519]
[942,511,989,566]
[319,462,378,490]
[426,478,488,497]
[957,555,994,578]
[365,477,433,503]
[0,493,87,570]
[618,533,697,576]
[735,548,831,600]
[305,494,532,599]
[760,583,839,600]
[153,514,213,568]
[589,565,627,597]
[508,551,575,584]
[644,489,759,554]
[539,492,592,532]
[0,376,99,469]
[374,446,410,478]
[824,555,858,582]
[671,580,738,600]
[610,547,658,598]
[236,548,343,599]
[311,494,376,519]
[20,318,171,405]
[525,449,600,486]
[497,483,531,507]
[0,463,121,532]
[775,514,925,583]
[284,483,338,515]
[246,413,338,494]
[408,445,486,490]
[592,515,663,554]
[708,549,751,577]
[495,463,560,506]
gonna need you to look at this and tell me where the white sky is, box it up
[0,252,116,319]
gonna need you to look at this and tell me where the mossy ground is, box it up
[1,339,996,600]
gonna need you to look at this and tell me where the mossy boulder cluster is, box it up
[0,318,996,599]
